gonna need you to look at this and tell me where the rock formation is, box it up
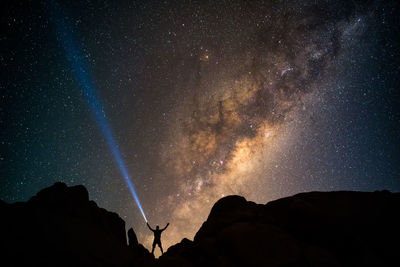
[159,191,400,267]
[0,182,153,266]
[1,182,399,266]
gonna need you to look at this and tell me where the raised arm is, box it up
[147,222,155,231]
[161,222,170,231]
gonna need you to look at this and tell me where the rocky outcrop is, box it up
[159,191,400,267]
[0,182,153,266]
[2,183,399,266]
[128,227,139,247]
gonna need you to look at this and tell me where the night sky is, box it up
[1,0,399,255]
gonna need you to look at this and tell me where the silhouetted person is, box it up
[147,222,169,255]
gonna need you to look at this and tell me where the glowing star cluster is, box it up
[141,2,374,249]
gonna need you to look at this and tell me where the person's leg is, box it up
[151,241,156,254]
[159,241,164,254]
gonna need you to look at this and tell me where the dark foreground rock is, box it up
[159,191,400,267]
[0,182,154,266]
[2,183,399,266]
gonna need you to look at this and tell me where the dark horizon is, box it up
[2,182,399,266]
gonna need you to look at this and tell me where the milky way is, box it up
[1,0,399,256]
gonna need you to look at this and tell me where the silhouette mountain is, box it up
[1,183,399,266]
[159,191,400,267]
[0,182,153,266]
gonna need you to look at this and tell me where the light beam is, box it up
[50,1,147,222]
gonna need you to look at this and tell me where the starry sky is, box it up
[1,0,399,255]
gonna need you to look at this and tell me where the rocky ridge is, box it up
[1,183,399,266]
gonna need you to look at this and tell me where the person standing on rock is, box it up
[147,222,169,255]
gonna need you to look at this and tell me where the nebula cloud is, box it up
[133,1,366,250]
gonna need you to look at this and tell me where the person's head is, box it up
[156,225,159,230]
